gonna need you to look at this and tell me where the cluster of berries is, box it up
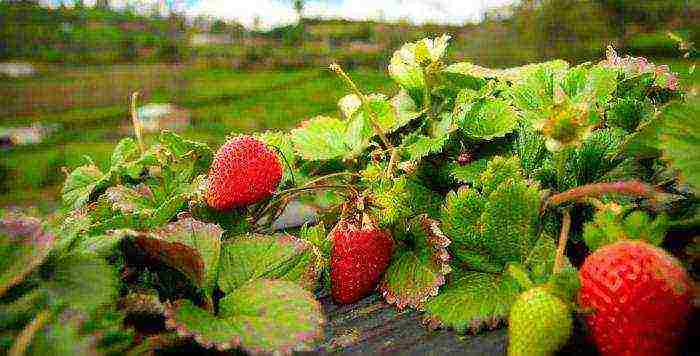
[205,136,393,305]
[206,137,693,355]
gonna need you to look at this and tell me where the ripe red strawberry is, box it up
[205,135,282,210]
[330,219,393,304]
[579,240,693,356]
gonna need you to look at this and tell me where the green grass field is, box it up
[0,66,393,207]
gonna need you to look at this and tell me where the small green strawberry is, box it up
[508,286,572,356]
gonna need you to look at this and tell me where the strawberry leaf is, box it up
[445,60,569,84]
[104,184,156,216]
[369,177,442,227]
[74,229,132,258]
[580,65,618,106]
[218,234,320,293]
[341,92,420,139]
[457,98,517,140]
[477,156,524,197]
[0,214,56,295]
[39,252,118,314]
[657,101,700,189]
[441,157,540,271]
[423,271,520,333]
[403,134,450,163]
[165,279,324,353]
[133,218,222,298]
[255,131,296,185]
[440,188,497,272]
[582,206,668,250]
[291,116,350,161]
[505,62,572,128]
[158,131,213,176]
[480,178,541,265]
[61,165,110,210]
[523,234,559,285]
[449,158,488,185]
[379,216,451,310]
[389,35,450,100]
[110,137,140,168]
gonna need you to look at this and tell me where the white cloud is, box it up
[186,0,298,29]
[188,0,515,29]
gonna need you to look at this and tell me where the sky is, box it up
[48,0,516,29]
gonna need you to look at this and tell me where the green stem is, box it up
[251,185,349,225]
[330,63,399,178]
[554,209,571,275]
[9,309,51,356]
[422,66,433,119]
[130,91,145,154]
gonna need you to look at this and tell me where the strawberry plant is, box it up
[1,35,697,355]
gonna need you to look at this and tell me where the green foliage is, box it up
[582,205,668,251]
[133,218,223,299]
[656,101,700,189]
[388,34,451,101]
[0,214,129,356]
[290,116,350,161]
[340,92,421,136]
[456,98,518,140]
[424,271,520,333]
[61,132,212,234]
[379,216,451,310]
[2,34,697,354]
[441,157,541,271]
[533,127,629,191]
[255,131,297,185]
[369,177,442,227]
[450,159,489,185]
[0,214,56,295]
[61,165,110,210]
[218,234,320,293]
[164,279,324,353]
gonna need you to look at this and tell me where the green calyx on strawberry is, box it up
[579,239,693,356]
[205,135,283,210]
[330,213,394,304]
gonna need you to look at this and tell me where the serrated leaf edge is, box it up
[379,216,452,310]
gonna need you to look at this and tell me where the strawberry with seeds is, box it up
[330,215,393,304]
[205,135,283,210]
[579,240,693,356]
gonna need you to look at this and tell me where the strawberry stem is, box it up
[130,91,146,154]
[251,184,350,226]
[9,309,51,356]
[554,209,571,275]
[329,63,398,178]
[543,180,659,212]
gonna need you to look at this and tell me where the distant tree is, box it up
[252,15,262,32]
[293,0,304,20]
[514,0,612,61]
[594,0,687,46]
[94,0,110,10]
[211,19,228,34]
[291,0,306,44]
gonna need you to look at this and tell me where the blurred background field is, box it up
[0,0,698,209]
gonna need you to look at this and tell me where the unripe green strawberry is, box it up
[508,286,572,356]
[579,240,692,356]
[205,135,283,210]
